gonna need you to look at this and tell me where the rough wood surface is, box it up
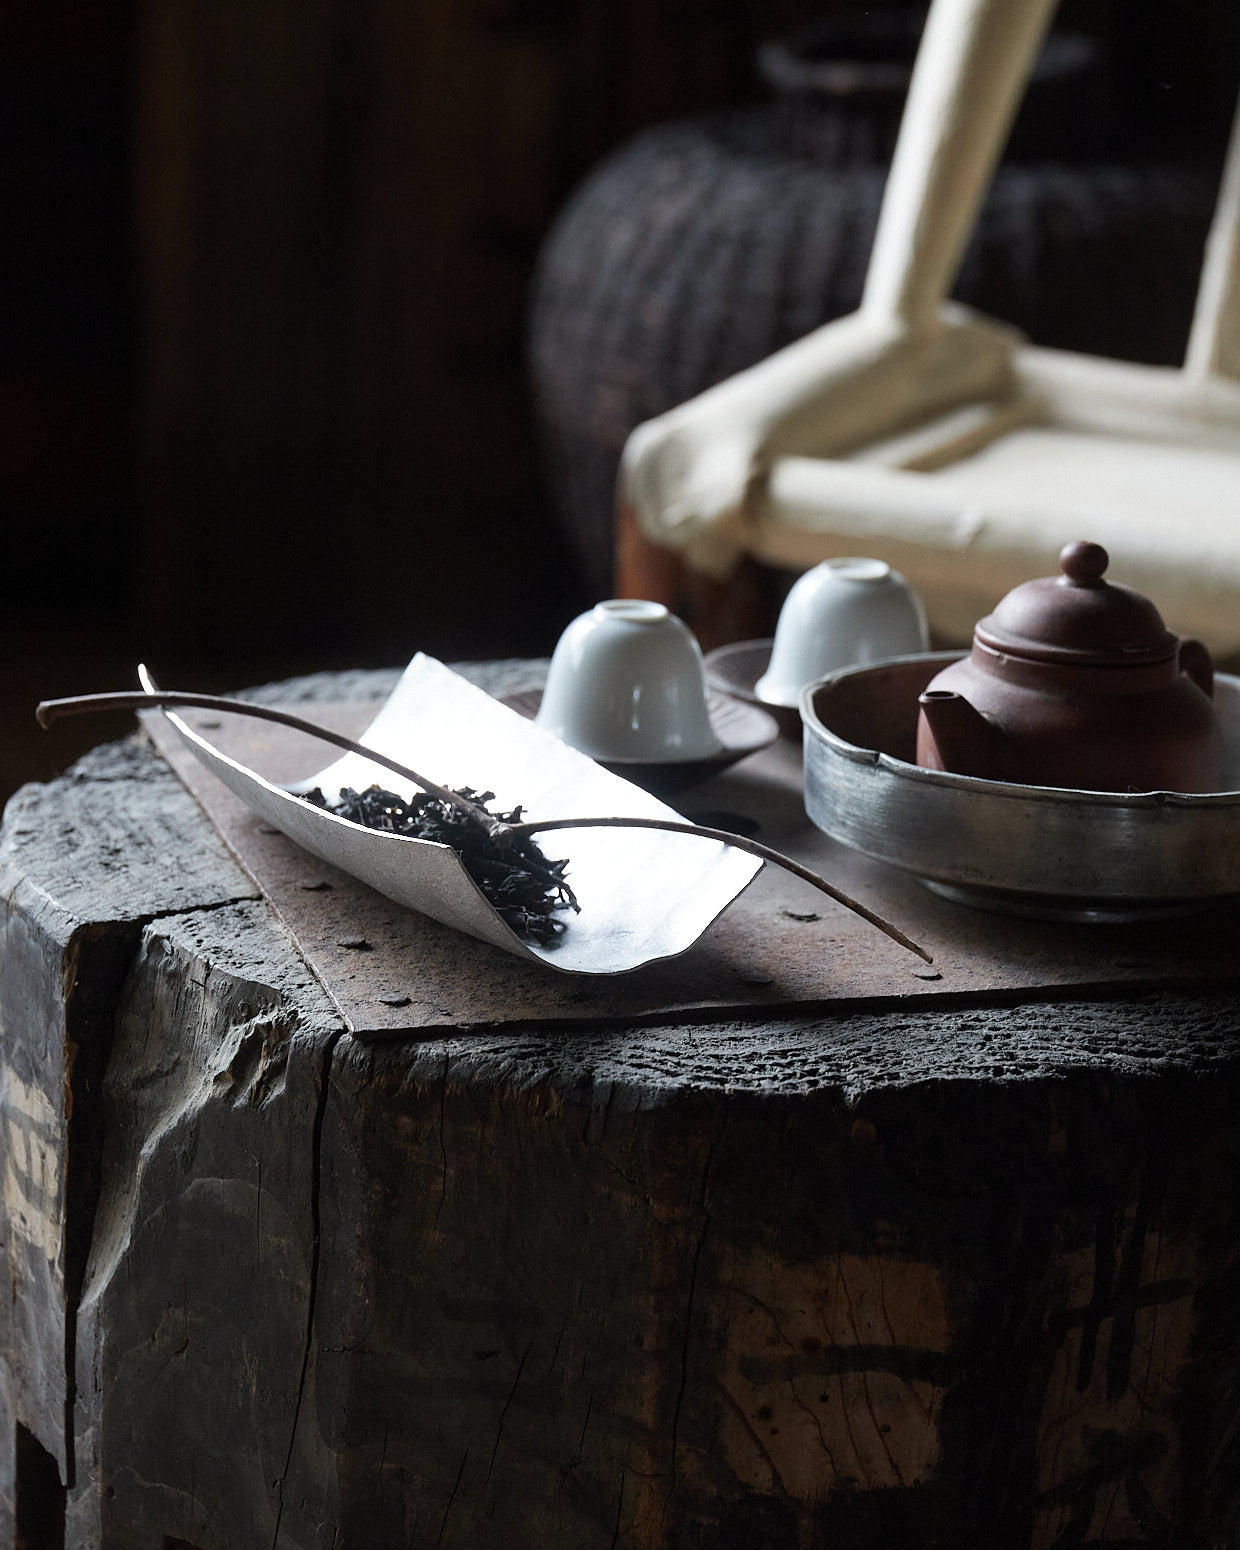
[70,900,342,1550]
[0,731,264,1498]
[302,1017,1240,1548]
[3,665,1240,1549]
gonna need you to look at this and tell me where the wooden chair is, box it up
[617,0,1240,652]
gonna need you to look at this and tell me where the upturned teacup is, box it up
[536,599,722,762]
[756,558,929,708]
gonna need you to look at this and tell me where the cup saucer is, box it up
[703,640,802,739]
[500,687,779,796]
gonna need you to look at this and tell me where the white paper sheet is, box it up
[144,655,763,975]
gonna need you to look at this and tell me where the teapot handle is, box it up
[1178,637,1214,698]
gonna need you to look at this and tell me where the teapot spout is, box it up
[917,690,1007,781]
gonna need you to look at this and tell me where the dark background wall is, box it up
[2,0,1238,805]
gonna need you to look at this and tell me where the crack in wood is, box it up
[59,916,151,1489]
[269,1027,344,1550]
[608,1460,627,1550]
[435,1053,452,1225]
[665,1105,728,1520]
[487,1338,534,1482]
[437,1445,470,1547]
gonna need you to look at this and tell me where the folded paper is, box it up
[142,655,762,975]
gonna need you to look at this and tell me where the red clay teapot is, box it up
[915,541,1223,792]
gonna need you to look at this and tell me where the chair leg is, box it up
[614,499,773,650]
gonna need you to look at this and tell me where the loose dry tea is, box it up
[300,783,579,946]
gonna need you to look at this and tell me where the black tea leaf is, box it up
[299,784,579,946]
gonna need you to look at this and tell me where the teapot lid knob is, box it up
[976,539,1179,663]
[1059,540,1109,585]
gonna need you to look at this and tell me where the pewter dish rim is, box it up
[801,651,1240,806]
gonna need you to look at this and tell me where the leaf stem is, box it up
[35,689,504,837]
[37,686,931,963]
[507,816,932,964]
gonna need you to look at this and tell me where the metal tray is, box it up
[802,654,1240,921]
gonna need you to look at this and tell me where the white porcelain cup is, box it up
[755,558,930,708]
[536,599,722,762]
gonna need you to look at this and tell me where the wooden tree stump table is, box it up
[3,664,1240,1550]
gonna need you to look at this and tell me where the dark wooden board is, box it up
[145,700,1240,1038]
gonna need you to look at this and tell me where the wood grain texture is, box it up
[288,1022,1240,1547]
[3,667,1240,1547]
[0,732,263,1491]
[70,902,343,1550]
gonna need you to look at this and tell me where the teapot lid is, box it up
[975,541,1178,664]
